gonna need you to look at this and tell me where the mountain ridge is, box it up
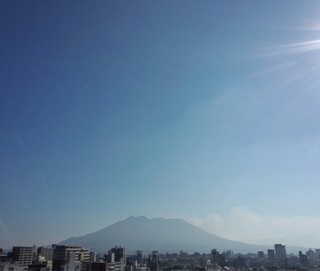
[59,216,303,253]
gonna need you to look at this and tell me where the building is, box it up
[233,257,246,269]
[210,249,226,267]
[135,252,143,266]
[257,251,264,259]
[0,252,11,264]
[91,263,108,271]
[52,246,90,271]
[62,253,81,271]
[0,262,27,271]
[131,264,147,271]
[28,264,49,271]
[107,248,125,264]
[108,247,127,271]
[89,253,96,264]
[147,252,159,271]
[38,248,53,262]
[267,249,275,261]
[107,247,126,271]
[274,244,286,261]
[315,249,320,259]
[12,247,33,266]
[299,251,309,267]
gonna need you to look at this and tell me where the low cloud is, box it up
[187,206,320,248]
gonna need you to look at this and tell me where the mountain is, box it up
[59,216,275,253]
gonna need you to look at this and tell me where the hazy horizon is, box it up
[2,1,320,249]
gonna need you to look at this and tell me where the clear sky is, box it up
[2,0,320,249]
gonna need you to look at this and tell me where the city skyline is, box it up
[2,1,320,248]
[2,242,318,271]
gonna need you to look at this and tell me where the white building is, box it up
[62,253,81,271]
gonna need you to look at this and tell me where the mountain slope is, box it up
[59,216,270,253]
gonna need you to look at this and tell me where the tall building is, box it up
[135,251,143,266]
[107,248,125,264]
[61,252,81,271]
[52,245,90,271]
[299,251,309,267]
[148,252,159,271]
[267,249,275,261]
[274,244,286,261]
[37,247,54,270]
[12,247,33,266]
[89,252,96,263]
[106,247,126,271]
[38,247,54,262]
[257,251,264,259]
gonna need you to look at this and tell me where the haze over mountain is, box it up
[60,216,275,253]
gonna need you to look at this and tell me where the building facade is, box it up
[274,244,287,261]
[12,247,33,266]
[52,246,90,271]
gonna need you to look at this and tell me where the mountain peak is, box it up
[125,216,149,221]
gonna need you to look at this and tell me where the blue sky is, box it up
[2,1,320,248]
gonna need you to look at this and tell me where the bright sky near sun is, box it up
[2,1,320,249]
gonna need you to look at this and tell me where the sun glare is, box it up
[251,28,320,90]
